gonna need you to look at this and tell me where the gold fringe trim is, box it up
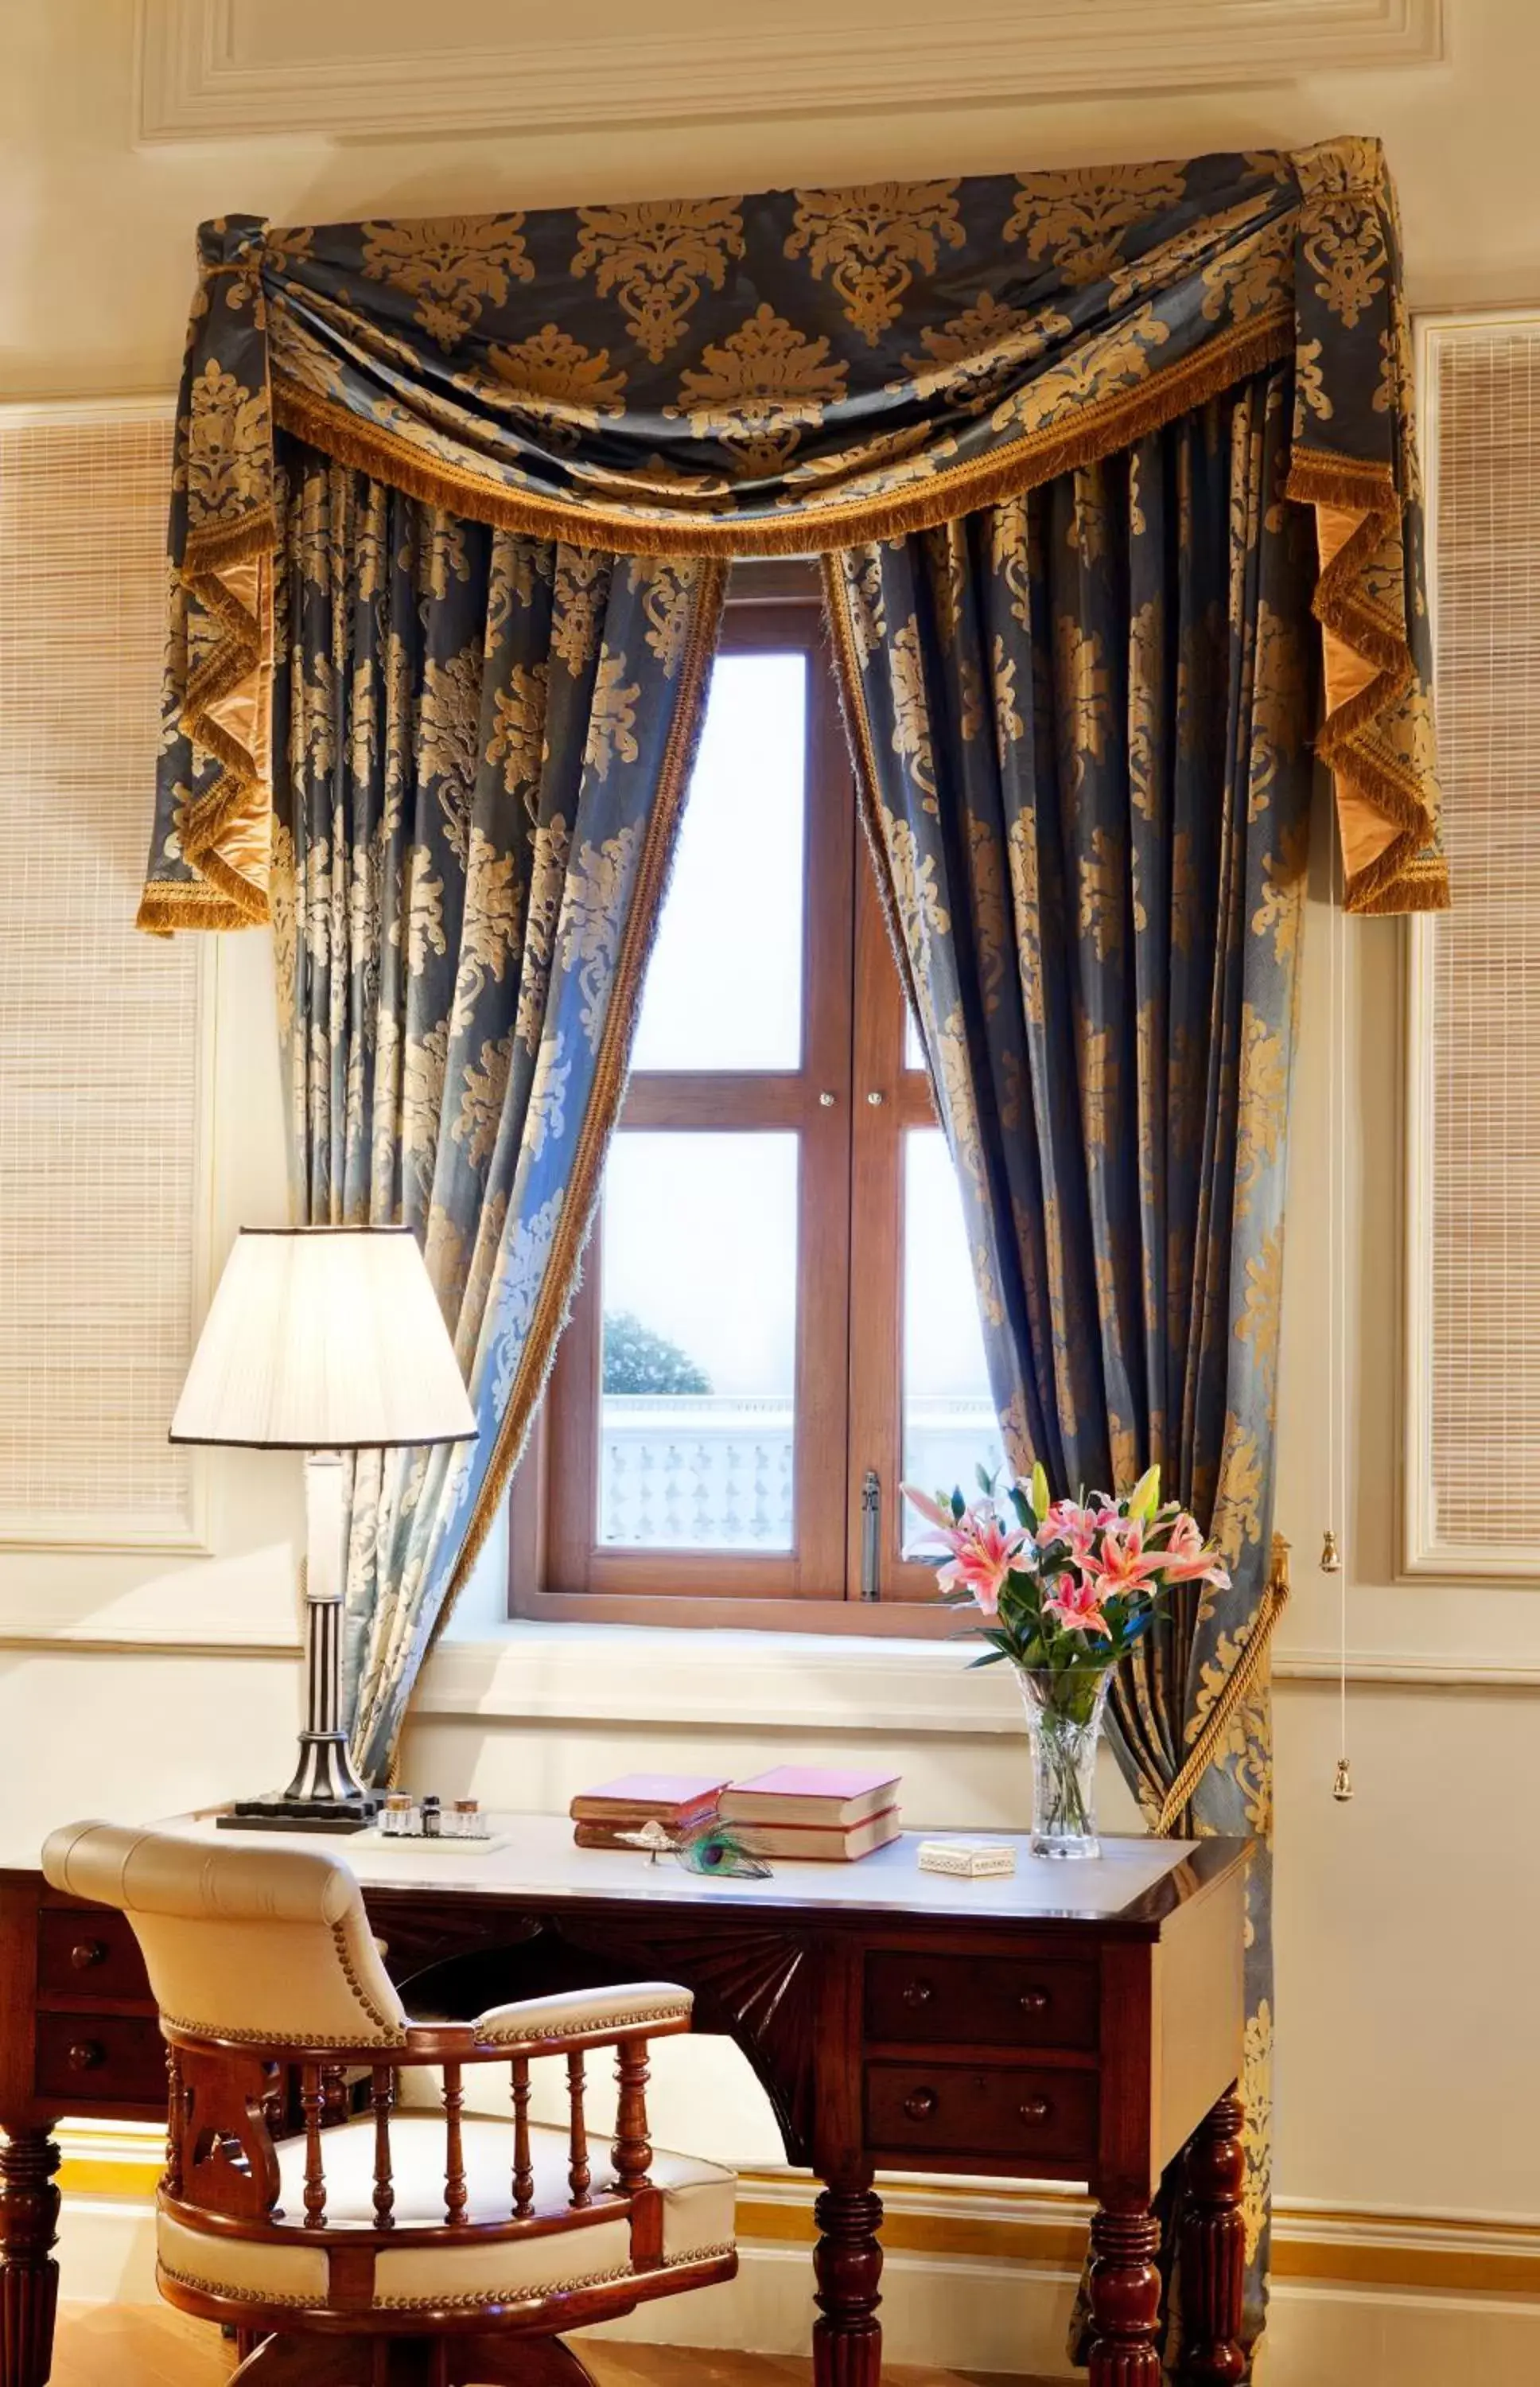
[1153,1534,1290,1837]
[402,560,730,1723]
[273,313,1292,560]
[135,880,252,934]
[1284,449,1447,918]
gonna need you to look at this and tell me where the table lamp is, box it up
[170,1225,478,1832]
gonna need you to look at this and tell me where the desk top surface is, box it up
[133,1811,1244,1934]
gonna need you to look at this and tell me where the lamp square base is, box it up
[216,1793,380,1835]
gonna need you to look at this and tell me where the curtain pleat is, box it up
[270,435,724,1781]
[826,360,1313,2361]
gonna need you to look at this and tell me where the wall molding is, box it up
[137,0,1445,143]
[415,1626,1540,1736]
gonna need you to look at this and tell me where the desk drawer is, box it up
[865,2061,1095,2165]
[38,1905,152,2003]
[865,1953,1096,2052]
[35,2011,169,2107]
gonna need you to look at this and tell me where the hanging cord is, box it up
[1325,807,1352,1802]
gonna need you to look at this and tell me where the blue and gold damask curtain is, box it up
[271,434,721,1778]
[824,360,1312,2353]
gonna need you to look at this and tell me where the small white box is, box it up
[916,1837,1017,1879]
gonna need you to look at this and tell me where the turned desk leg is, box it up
[1086,2202,1162,2386]
[1180,2089,1247,2385]
[0,2127,61,2387]
[812,2171,884,2387]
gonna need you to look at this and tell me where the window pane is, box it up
[628,653,806,1071]
[904,1000,925,1072]
[901,1128,1005,1552]
[599,1131,798,1550]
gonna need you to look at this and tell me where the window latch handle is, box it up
[861,1468,881,1602]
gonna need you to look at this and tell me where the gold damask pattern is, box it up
[825,360,1313,2358]
[144,142,1445,933]
[785,181,966,345]
[268,441,724,1785]
[360,216,535,349]
[1004,162,1188,286]
[570,199,745,363]
[668,304,848,473]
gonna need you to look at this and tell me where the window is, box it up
[1406,314,1540,1575]
[511,564,1001,1627]
[0,403,212,1550]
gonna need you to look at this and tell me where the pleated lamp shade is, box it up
[170,1226,478,1451]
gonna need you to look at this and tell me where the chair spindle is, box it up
[371,2066,395,2229]
[300,2065,327,2228]
[567,2050,591,2206]
[612,2038,653,2194]
[511,2054,534,2219]
[443,2062,468,2225]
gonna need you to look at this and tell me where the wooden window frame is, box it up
[509,561,957,1636]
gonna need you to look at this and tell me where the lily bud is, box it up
[1128,1463,1161,1521]
[1029,1460,1049,1524]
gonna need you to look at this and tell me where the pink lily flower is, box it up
[1157,1511,1231,1591]
[1041,1498,1118,1559]
[901,1486,1032,1618]
[1082,1517,1164,1602]
[1042,1574,1114,1638]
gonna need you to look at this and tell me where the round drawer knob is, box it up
[1017,2096,1050,2124]
[70,1939,107,1972]
[902,2088,938,2121]
[901,1980,934,2009]
[67,2040,105,2073]
[1018,1988,1050,2015]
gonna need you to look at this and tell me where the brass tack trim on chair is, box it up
[476,1997,693,2046]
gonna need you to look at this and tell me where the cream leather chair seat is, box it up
[157,2116,735,2314]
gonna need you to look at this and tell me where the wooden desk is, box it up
[0,1817,1251,2387]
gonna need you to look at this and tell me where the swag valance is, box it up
[142,133,1445,936]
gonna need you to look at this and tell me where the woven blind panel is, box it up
[1427,326,1540,1552]
[0,411,204,1544]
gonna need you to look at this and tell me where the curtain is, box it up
[824,359,1313,2357]
[141,138,1444,946]
[270,433,723,1780]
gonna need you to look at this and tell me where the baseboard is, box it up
[49,2136,1540,2387]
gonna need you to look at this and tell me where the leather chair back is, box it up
[42,1820,407,2049]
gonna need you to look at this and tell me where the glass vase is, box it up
[1016,1665,1113,1859]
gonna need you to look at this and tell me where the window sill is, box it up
[414,1619,1026,1735]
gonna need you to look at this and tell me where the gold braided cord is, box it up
[1153,1535,1291,1837]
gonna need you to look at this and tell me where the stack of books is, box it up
[718,1766,902,1860]
[569,1772,727,1850]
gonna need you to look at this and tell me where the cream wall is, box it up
[4,5,1539,2381]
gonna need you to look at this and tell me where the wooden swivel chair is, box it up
[41,1822,737,2386]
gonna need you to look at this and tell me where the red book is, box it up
[720,1766,901,1829]
[733,1809,903,1862]
[570,1772,728,1827]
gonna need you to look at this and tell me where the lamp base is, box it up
[217,1790,379,1836]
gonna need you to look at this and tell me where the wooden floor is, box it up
[52,2308,1040,2387]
